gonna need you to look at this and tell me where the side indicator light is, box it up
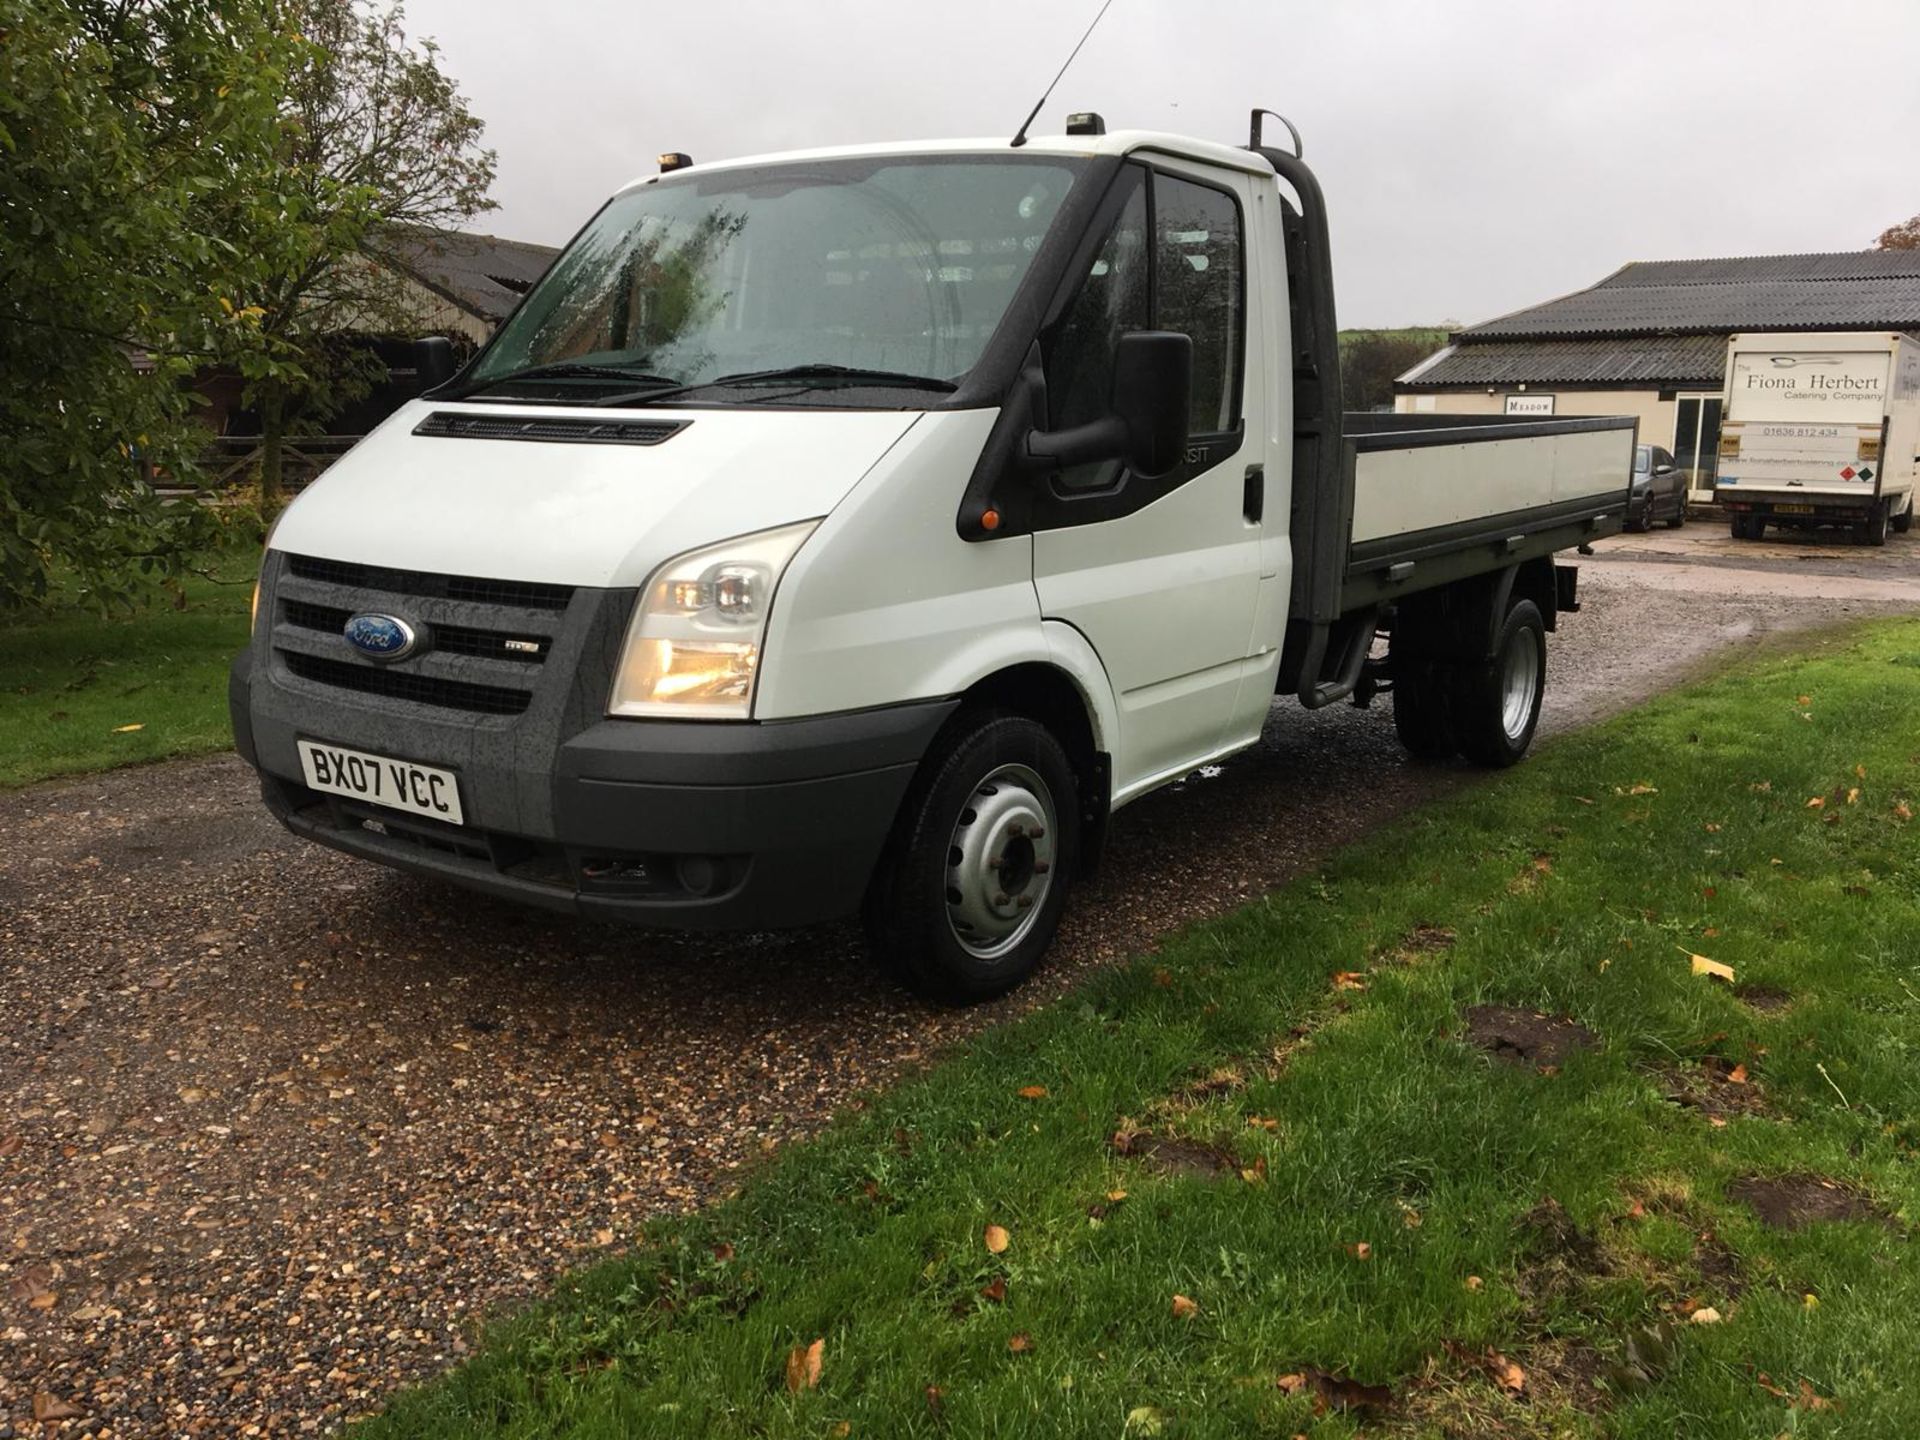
[981,507,1002,532]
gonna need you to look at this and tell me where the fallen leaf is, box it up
[1797,695,1812,706]
[1807,796,1825,809]
[1276,1373,1308,1395]
[1687,951,1735,984]
[1345,1241,1371,1261]
[984,1224,1010,1255]
[1795,1378,1833,1412]
[1689,1306,1723,1325]
[1489,1352,1526,1393]
[1803,1292,1820,1310]
[1331,971,1369,991]
[1727,1064,1749,1084]
[783,1337,824,1392]
[1171,1293,1199,1319]
[1008,1332,1033,1353]
[1704,822,1722,833]
[28,1290,58,1310]
[1017,1085,1048,1100]
[1105,1189,1128,1204]
[1628,782,1659,795]
[1123,1406,1167,1436]
[112,723,144,734]
[1752,780,1772,792]
[1627,1200,1647,1219]
[1895,801,1913,823]
[33,1395,84,1422]
[1464,1275,1484,1291]
[1856,764,1868,780]
[713,1243,735,1262]
[829,1423,851,1439]
[1151,967,1173,988]
[1399,1201,1423,1229]
[593,1228,614,1246]
[1847,788,1861,806]
[979,1275,1007,1304]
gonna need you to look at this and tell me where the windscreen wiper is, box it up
[455,360,682,397]
[597,364,960,406]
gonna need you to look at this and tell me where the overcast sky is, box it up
[405,0,1920,330]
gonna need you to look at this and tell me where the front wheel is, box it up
[1452,599,1547,769]
[863,712,1078,1003]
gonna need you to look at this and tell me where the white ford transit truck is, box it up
[231,111,1634,999]
[1717,331,1919,544]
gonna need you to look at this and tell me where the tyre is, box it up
[1665,499,1686,529]
[1393,660,1457,761]
[1731,514,1762,541]
[1864,501,1890,548]
[1894,498,1914,534]
[1452,599,1546,769]
[863,711,1078,1003]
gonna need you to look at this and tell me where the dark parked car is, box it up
[1628,444,1687,530]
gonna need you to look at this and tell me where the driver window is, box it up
[1042,165,1244,494]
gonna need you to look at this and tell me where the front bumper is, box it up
[231,643,956,930]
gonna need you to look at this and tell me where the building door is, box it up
[1673,393,1723,502]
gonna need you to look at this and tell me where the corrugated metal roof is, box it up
[1398,334,1727,390]
[382,229,560,323]
[1464,250,1920,339]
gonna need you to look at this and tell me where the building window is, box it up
[1673,394,1722,489]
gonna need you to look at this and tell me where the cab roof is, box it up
[614,129,1276,197]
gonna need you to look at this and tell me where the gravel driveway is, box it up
[4,524,1916,1435]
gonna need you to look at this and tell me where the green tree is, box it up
[0,0,303,608]
[1338,329,1449,412]
[242,0,496,506]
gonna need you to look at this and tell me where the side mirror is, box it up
[1655,461,1675,475]
[413,336,457,392]
[1028,330,1192,479]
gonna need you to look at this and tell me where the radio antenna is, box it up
[1010,0,1117,148]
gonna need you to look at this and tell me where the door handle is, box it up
[1242,465,1265,524]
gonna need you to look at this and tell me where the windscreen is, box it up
[1726,347,1892,424]
[467,156,1083,395]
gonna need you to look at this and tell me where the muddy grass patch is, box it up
[1735,983,1794,1014]
[1396,1335,1610,1435]
[1660,1055,1775,1122]
[1727,1174,1895,1231]
[1463,1005,1600,1070]
[1109,1128,1240,1180]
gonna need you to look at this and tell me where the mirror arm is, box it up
[1025,416,1127,470]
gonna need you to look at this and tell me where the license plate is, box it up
[296,739,464,825]
[1773,504,1815,515]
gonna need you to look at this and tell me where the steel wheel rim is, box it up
[944,763,1057,960]
[1500,629,1540,742]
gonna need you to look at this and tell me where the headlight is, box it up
[608,520,819,719]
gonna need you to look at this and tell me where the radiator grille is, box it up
[285,554,574,612]
[280,598,551,664]
[281,652,531,716]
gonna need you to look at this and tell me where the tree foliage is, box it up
[243,0,496,503]
[0,0,303,607]
[0,0,497,608]
[1338,329,1449,412]
[1875,215,1920,251]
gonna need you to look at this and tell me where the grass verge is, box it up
[364,619,1920,1439]
[0,550,255,788]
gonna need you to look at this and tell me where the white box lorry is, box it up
[1716,331,1920,544]
[231,111,1634,999]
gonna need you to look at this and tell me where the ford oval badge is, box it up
[343,612,418,661]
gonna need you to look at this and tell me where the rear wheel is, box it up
[1863,501,1890,548]
[1452,599,1546,769]
[1665,498,1686,529]
[1731,514,1762,541]
[1393,661,1457,761]
[1894,497,1914,534]
[863,711,1078,1003]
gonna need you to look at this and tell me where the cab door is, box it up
[1031,159,1269,800]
